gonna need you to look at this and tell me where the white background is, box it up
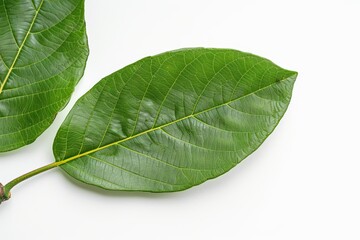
[1,0,359,239]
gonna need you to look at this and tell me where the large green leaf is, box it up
[53,48,296,192]
[0,0,88,152]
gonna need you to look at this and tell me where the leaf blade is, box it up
[53,48,296,192]
[0,0,88,152]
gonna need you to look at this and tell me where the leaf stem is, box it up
[1,161,60,203]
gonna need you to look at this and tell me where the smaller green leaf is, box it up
[53,48,297,192]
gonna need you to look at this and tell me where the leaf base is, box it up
[0,183,11,204]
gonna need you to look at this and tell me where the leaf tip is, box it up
[284,70,298,84]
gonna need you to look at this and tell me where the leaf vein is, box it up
[56,73,295,168]
[0,0,45,94]
[88,155,182,187]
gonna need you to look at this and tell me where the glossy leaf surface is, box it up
[53,48,297,192]
[0,0,88,152]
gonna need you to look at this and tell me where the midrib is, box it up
[55,73,296,168]
[0,0,44,94]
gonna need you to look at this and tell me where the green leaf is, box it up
[53,48,297,192]
[0,0,88,152]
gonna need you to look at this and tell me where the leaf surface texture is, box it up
[53,48,297,192]
[0,0,88,152]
